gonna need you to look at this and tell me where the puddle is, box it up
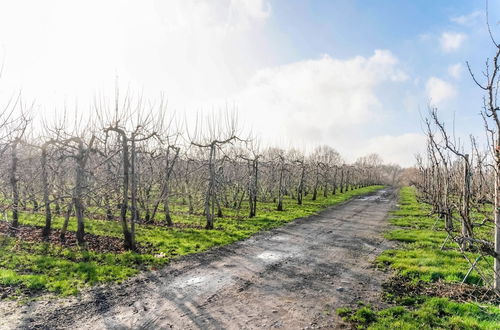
[171,275,210,289]
[270,235,289,242]
[255,251,285,262]
[357,196,380,201]
[358,190,388,201]
[363,242,376,249]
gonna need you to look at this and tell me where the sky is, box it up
[0,0,499,167]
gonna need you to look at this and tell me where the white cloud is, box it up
[359,133,426,167]
[231,50,408,157]
[451,10,483,26]
[440,32,466,52]
[448,63,462,79]
[426,77,456,105]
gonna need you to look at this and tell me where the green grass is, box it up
[376,186,493,285]
[338,298,500,330]
[0,185,382,298]
[337,186,500,329]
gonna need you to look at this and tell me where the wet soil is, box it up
[0,187,398,330]
[0,222,154,254]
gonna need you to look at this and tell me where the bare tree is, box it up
[466,23,500,288]
[190,112,242,229]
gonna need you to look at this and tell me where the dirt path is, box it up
[1,187,398,330]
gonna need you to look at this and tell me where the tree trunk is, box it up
[323,170,329,197]
[119,134,134,250]
[60,201,73,241]
[205,145,216,229]
[10,141,19,232]
[277,158,284,211]
[162,146,179,227]
[164,189,173,227]
[184,162,194,214]
[105,195,114,221]
[312,166,319,201]
[332,167,338,195]
[74,141,86,246]
[461,155,473,249]
[216,196,223,218]
[129,139,138,250]
[249,159,258,217]
[339,168,344,193]
[41,147,52,239]
[54,197,61,216]
[164,203,173,226]
[345,169,350,191]
[494,145,500,289]
[297,162,305,205]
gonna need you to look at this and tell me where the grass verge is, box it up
[336,186,500,329]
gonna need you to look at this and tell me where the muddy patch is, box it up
[0,221,155,254]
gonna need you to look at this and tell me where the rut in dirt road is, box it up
[6,187,398,330]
